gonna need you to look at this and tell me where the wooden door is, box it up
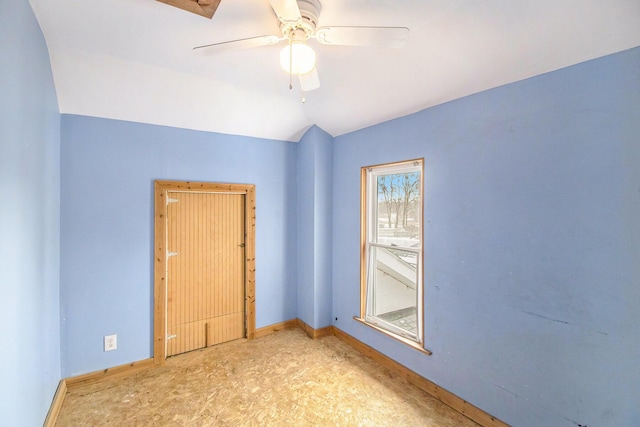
[166,191,245,356]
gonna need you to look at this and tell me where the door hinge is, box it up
[167,334,177,340]
[166,197,179,205]
[167,251,179,257]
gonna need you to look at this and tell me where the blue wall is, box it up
[0,0,61,425]
[297,126,333,328]
[332,46,640,427]
[60,116,298,376]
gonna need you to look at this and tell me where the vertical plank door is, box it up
[166,192,245,357]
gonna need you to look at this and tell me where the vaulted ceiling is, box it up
[31,0,640,142]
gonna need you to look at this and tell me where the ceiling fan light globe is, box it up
[280,42,316,75]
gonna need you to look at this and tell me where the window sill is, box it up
[353,316,432,356]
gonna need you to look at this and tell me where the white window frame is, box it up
[359,159,427,351]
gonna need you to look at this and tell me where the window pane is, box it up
[375,172,420,248]
[367,246,418,337]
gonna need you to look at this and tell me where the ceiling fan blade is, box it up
[299,68,320,92]
[269,0,301,23]
[193,35,282,55]
[315,26,409,48]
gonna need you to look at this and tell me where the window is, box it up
[360,159,425,348]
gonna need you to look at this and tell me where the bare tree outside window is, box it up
[376,172,420,247]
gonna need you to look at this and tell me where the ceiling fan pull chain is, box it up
[299,77,305,103]
[288,35,294,90]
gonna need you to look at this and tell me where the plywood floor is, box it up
[56,328,479,426]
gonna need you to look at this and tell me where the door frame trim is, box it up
[153,180,256,365]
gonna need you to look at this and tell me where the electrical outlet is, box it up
[104,334,117,352]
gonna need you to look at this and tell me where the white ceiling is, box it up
[31,0,640,142]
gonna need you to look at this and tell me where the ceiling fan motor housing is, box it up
[280,0,322,39]
[298,0,321,30]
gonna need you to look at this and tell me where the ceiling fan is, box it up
[193,0,409,92]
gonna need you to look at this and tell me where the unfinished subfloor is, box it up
[56,328,479,426]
